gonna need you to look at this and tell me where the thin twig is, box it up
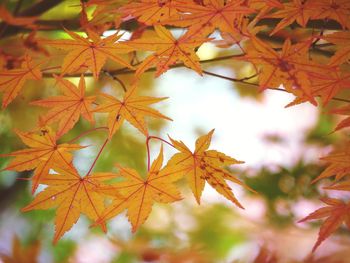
[202,70,350,104]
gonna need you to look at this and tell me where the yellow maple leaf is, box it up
[95,147,182,232]
[94,84,172,137]
[41,29,134,78]
[1,127,83,193]
[0,54,42,108]
[22,166,117,244]
[31,75,96,138]
[167,129,249,208]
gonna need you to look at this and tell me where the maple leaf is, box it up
[0,54,42,108]
[299,197,350,252]
[94,84,172,137]
[166,129,249,207]
[119,0,185,25]
[311,142,350,183]
[266,0,316,35]
[323,31,350,66]
[94,147,182,232]
[22,166,117,244]
[313,0,350,29]
[41,29,134,79]
[1,127,83,193]
[0,235,40,263]
[126,25,209,76]
[331,106,350,132]
[31,75,96,138]
[301,70,350,105]
[0,5,37,27]
[165,0,254,39]
[241,36,329,105]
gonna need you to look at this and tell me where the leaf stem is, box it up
[85,138,109,177]
[145,135,175,171]
[67,127,109,144]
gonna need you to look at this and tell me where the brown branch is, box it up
[42,54,245,78]
[0,0,65,38]
[202,70,350,104]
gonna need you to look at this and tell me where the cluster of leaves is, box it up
[0,0,350,254]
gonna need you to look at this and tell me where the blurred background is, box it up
[1,1,350,262]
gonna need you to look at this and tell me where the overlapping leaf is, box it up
[41,29,134,78]
[1,127,83,193]
[312,142,350,183]
[165,0,254,38]
[119,0,186,25]
[299,197,350,252]
[323,32,350,66]
[266,0,316,35]
[166,129,248,207]
[0,54,42,108]
[126,25,209,76]
[22,166,117,244]
[241,36,331,105]
[31,75,96,138]
[94,84,172,137]
[95,147,182,232]
[331,106,350,132]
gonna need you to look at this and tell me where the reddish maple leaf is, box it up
[119,0,185,25]
[241,36,332,105]
[94,147,182,232]
[94,84,172,137]
[331,106,350,132]
[323,32,350,66]
[22,166,117,243]
[0,5,37,27]
[167,129,250,207]
[1,127,83,193]
[165,0,254,39]
[0,54,42,108]
[31,75,96,138]
[311,142,350,183]
[266,0,317,35]
[41,29,134,79]
[299,197,350,252]
[126,25,209,76]
[313,0,350,29]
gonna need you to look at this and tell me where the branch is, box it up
[256,18,344,31]
[42,54,245,78]
[0,0,65,38]
[202,70,350,104]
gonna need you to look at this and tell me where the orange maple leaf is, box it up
[0,54,42,108]
[266,0,316,35]
[165,0,254,38]
[0,235,40,263]
[167,129,249,207]
[0,5,37,27]
[94,84,172,137]
[331,106,350,132]
[313,0,350,29]
[31,75,96,138]
[119,0,185,25]
[311,142,350,183]
[302,70,350,105]
[241,36,329,105]
[1,127,83,193]
[94,147,182,232]
[41,29,134,79]
[323,32,350,66]
[299,197,350,252]
[126,25,209,76]
[22,166,117,244]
